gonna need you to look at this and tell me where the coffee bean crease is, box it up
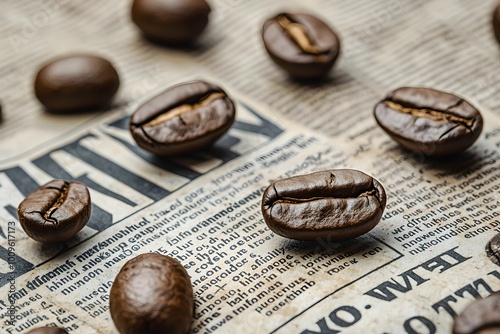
[262,12,340,79]
[25,182,70,226]
[277,14,325,55]
[267,184,381,207]
[143,92,224,128]
[42,182,69,224]
[383,100,475,129]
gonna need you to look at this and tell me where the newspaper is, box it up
[1,0,500,333]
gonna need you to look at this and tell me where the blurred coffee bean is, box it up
[34,54,120,112]
[131,0,211,45]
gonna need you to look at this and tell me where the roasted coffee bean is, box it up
[374,87,483,156]
[129,80,236,156]
[261,169,386,241]
[110,253,193,334]
[24,327,68,334]
[261,12,340,79]
[17,180,91,243]
[131,0,211,44]
[452,293,500,334]
[34,54,120,112]
[493,4,500,45]
[486,233,500,266]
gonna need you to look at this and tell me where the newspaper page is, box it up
[1,0,500,333]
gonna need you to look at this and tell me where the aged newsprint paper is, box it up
[1,0,500,333]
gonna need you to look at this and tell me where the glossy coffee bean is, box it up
[24,327,68,334]
[17,180,91,243]
[262,12,340,79]
[374,87,483,156]
[261,169,386,241]
[110,253,193,334]
[131,0,211,44]
[129,80,236,156]
[34,54,120,112]
[493,4,500,45]
[486,233,500,266]
[452,293,500,334]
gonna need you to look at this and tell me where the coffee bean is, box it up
[374,87,483,156]
[131,0,211,45]
[110,253,193,334]
[24,327,68,334]
[452,293,500,334]
[261,12,340,79]
[17,180,91,243]
[486,233,500,266]
[493,5,500,45]
[34,54,120,112]
[261,169,386,241]
[129,80,236,156]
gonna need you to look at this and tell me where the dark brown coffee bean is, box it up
[34,54,120,112]
[24,327,68,334]
[374,87,483,156]
[110,253,193,334]
[261,12,340,79]
[493,5,500,46]
[486,233,500,266]
[17,180,91,243]
[131,0,211,44]
[261,169,386,241]
[129,80,236,156]
[452,293,500,334]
